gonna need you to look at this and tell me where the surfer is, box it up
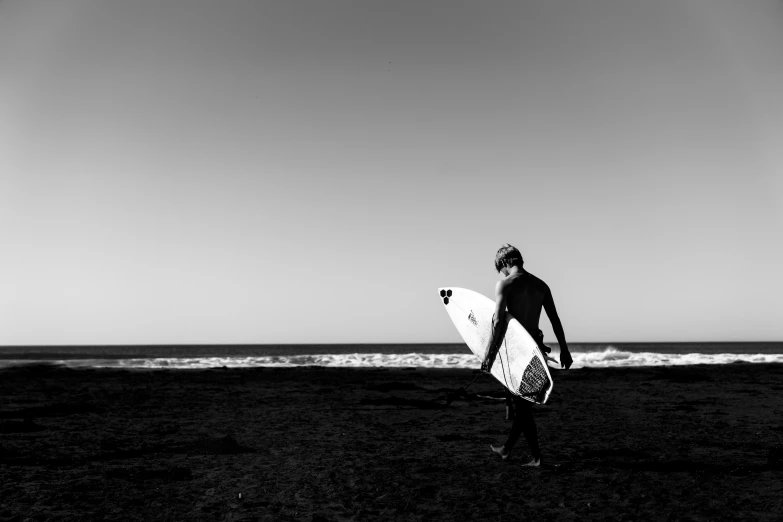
[480,244,573,466]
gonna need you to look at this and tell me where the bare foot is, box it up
[490,444,510,460]
[521,458,541,467]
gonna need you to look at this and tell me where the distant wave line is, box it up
[1,348,782,369]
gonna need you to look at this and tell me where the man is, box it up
[480,244,573,466]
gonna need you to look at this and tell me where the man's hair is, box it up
[494,244,524,271]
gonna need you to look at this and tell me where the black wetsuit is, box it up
[503,330,546,460]
[505,396,541,460]
[500,271,554,459]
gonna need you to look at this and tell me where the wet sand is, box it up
[1,363,782,521]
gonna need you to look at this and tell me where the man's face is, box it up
[498,266,510,278]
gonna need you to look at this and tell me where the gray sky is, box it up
[2,0,782,345]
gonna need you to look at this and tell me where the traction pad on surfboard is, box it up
[517,356,550,403]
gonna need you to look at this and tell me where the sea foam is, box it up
[2,347,781,370]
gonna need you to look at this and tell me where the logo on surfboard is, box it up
[467,311,478,327]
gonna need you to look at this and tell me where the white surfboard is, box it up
[438,287,554,404]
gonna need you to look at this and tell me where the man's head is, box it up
[494,243,524,274]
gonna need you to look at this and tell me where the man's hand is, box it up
[560,348,573,370]
[480,358,491,373]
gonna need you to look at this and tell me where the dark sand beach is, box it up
[1,363,782,521]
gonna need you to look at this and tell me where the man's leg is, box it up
[492,397,541,465]
[515,398,541,465]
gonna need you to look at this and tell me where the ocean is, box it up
[1,343,782,369]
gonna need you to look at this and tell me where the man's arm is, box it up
[481,281,508,372]
[543,288,573,370]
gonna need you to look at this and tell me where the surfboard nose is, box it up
[437,288,453,304]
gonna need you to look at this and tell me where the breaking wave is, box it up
[569,347,783,368]
[2,347,782,370]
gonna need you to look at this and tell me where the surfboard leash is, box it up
[498,338,514,392]
[424,370,486,427]
[444,371,482,405]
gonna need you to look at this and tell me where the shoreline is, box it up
[3,353,783,371]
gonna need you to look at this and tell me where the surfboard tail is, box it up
[517,357,552,404]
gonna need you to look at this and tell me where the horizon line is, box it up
[1,341,782,349]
